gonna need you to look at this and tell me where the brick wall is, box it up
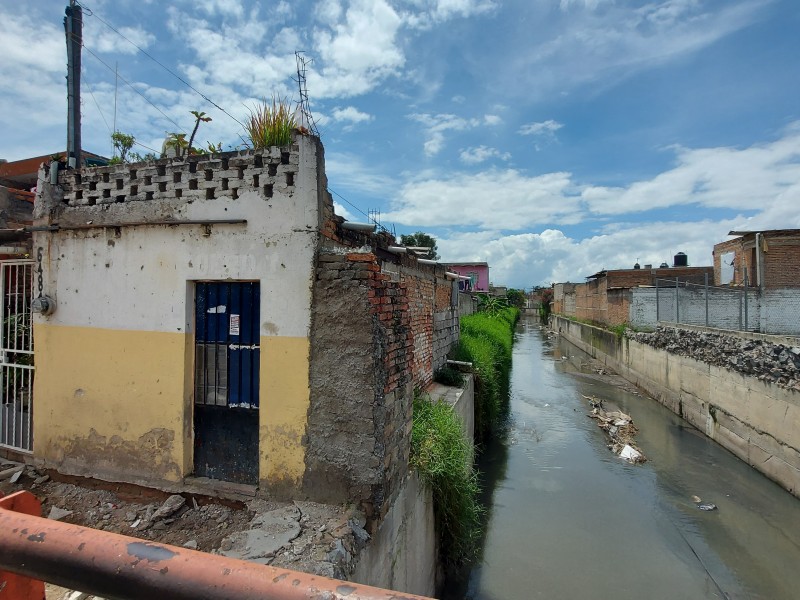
[763,234,800,288]
[307,251,413,524]
[306,245,459,525]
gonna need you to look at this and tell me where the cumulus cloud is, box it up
[387,122,800,234]
[85,21,156,56]
[459,146,511,164]
[311,0,405,98]
[580,124,800,214]
[331,106,374,124]
[484,114,502,125]
[437,217,750,288]
[408,112,483,156]
[385,169,582,228]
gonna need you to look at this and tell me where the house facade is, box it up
[32,133,459,521]
[441,261,489,292]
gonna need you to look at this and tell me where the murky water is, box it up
[446,317,800,600]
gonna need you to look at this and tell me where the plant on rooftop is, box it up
[245,96,296,150]
[187,110,212,155]
[109,131,143,164]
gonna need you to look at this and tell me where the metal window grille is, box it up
[0,261,35,452]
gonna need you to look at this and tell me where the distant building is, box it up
[441,262,489,292]
[713,229,800,289]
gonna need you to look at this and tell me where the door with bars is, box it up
[193,282,260,484]
[0,260,34,452]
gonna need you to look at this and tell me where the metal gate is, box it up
[193,282,260,484]
[0,261,34,452]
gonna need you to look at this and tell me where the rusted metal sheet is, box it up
[0,491,434,600]
[0,491,45,600]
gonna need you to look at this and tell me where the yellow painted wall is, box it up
[33,324,189,483]
[260,336,311,492]
[34,326,312,491]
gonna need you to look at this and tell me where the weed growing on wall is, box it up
[455,307,519,438]
[411,394,481,566]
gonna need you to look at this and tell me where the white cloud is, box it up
[403,0,498,28]
[437,218,745,289]
[86,22,156,55]
[459,146,510,164]
[408,112,481,156]
[386,169,582,229]
[581,123,800,214]
[518,119,563,136]
[484,114,502,126]
[331,106,374,124]
[333,201,356,221]
[311,0,405,98]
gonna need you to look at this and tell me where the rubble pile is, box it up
[629,327,800,390]
[0,461,369,598]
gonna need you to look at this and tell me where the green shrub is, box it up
[455,307,519,438]
[411,394,481,566]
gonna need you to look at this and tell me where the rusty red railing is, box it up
[0,490,434,600]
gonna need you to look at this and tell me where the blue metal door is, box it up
[193,282,260,484]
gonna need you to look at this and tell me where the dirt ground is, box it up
[1,464,367,599]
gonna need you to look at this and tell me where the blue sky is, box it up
[1,0,798,288]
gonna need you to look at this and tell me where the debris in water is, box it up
[698,503,718,511]
[691,495,702,503]
[619,445,643,463]
[583,395,646,463]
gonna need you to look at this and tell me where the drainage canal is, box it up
[445,316,800,600]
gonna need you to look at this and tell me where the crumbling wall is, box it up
[306,237,459,523]
[307,251,413,522]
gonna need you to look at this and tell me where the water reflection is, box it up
[444,317,800,600]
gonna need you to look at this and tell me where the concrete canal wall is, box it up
[551,315,800,499]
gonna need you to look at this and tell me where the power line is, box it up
[328,187,392,234]
[77,1,247,130]
[83,75,112,135]
[77,39,187,134]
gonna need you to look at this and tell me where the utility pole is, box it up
[64,0,82,169]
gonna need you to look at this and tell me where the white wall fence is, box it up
[631,279,800,335]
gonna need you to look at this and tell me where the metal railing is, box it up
[0,490,435,600]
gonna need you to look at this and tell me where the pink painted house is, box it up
[442,262,490,292]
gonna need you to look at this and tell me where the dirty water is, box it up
[445,316,800,600]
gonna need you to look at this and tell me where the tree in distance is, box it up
[400,232,440,260]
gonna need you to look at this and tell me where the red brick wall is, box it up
[763,234,800,288]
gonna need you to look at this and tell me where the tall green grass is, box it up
[411,395,481,566]
[244,97,296,150]
[455,307,519,438]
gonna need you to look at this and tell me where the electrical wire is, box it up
[77,39,187,134]
[83,75,112,135]
[77,1,247,130]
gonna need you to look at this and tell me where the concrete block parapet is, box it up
[56,146,300,208]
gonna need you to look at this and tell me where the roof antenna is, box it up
[294,51,319,137]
